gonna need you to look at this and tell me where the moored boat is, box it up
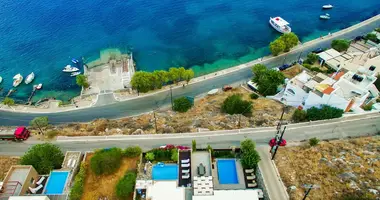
[13,74,23,87]
[71,58,79,64]
[0,76,2,84]
[36,83,43,90]
[70,72,81,77]
[320,13,330,20]
[322,4,333,9]
[62,65,79,72]
[269,17,291,34]
[25,72,35,84]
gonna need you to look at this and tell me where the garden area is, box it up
[0,156,20,181]
[301,53,334,74]
[144,145,189,163]
[70,146,141,200]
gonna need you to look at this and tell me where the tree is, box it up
[183,69,195,84]
[252,64,285,96]
[221,94,252,116]
[2,97,15,106]
[153,70,169,89]
[76,74,89,88]
[173,97,192,112]
[251,64,267,83]
[178,67,187,81]
[206,144,213,155]
[280,33,299,52]
[331,39,350,52]
[306,105,344,121]
[90,148,123,175]
[269,39,286,56]
[240,139,260,168]
[309,137,320,146]
[171,148,178,162]
[365,33,379,43]
[145,152,155,161]
[292,109,307,122]
[115,172,137,199]
[20,143,64,174]
[131,71,153,93]
[192,140,197,152]
[168,67,181,83]
[124,146,142,158]
[250,93,259,99]
[30,116,49,134]
[305,53,319,64]
[240,139,256,153]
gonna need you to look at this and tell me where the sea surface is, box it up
[0,0,379,102]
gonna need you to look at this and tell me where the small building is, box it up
[9,196,50,200]
[0,165,39,198]
[192,190,259,200]
[145,181,186,200]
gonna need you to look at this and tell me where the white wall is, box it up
[281,83,308,108]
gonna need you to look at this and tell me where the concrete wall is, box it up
[281,83,308,108]
[20,166,39,195]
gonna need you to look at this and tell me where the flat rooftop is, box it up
[192,190,258,200]
[146,181,185,200]
[191,152,212,178]
[2,166,32,196]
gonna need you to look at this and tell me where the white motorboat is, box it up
[320,13,330,20]
[70,72,81,77]
[269,17,291,34]
[13,74,23,87]
[25,72,35,84]
[0,76,2,84]
[322,4,333,9]
[62,65,79,72]
[36,83,43,90]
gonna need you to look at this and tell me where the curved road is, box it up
[1,16,379,125]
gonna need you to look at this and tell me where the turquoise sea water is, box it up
[0,0,379,102]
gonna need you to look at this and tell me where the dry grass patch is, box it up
[0,156,20,181]
[81,153,138,200]
[282,64,303,79]
[275,136,380,200]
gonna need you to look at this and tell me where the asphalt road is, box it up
[1,17,379,125]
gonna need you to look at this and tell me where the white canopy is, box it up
[271,17,289,26]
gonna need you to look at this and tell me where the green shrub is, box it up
[292,109,307,122]
[212,151,235,158]
[192,140,197,152]
[20,143,64,174]
[46,130,60,139]
[124,146,142,158]
[309,137,320,146]
[206,144,213,155]
[306,105,344,121]
[331,39,350,52]
[376,98,380,103]
[306,53,319,64]
[362,104,372,111]
[173,97,192,113]
[250,93,259,99]
[252,64,285,96]
[171,149,178,162]
[240,139,260,168]
[2,97,15,106]
[145,152,155,161]
[115,171,137,199]
[365,33,380,43]
[221,94,252,115]
[69,163,87,200]
[90,148,122,175]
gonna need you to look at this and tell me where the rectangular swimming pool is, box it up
[217,159,238,184]
[152,164,178,180]
[44,171,69,194]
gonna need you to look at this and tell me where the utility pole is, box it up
[271,126,286,160]
[170,86,173,110]
[34,120,44,135]
[302,184,320,200]
[276,106,287,134]
[153,111,158,134]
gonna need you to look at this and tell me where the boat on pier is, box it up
[13,74,23,87]
[25,72,35,84]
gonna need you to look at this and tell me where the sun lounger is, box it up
[29,184,43,194]
[247,183,257,188]
[36,176,45,185]
[71,159,77,168]
[181,163,190,168]
[67,159,72,167]
[181,159,190,164]
[254,189,264,198]
[245,169,254,173]
[246,175,256,180]
[182,169,190,174]
[182,173,190,179]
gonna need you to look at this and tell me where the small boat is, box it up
[320,13,330,20]
[62,65,79,72]
[71,58,79,64]
[269,17,291,34]
[322,4,333,9]
[36,83,43,90]
[13,74,23,87]
[70,72,81,77]
[25,72,35,84]
[0,76,2,84]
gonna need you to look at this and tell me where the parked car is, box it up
[279,64,290,71]
[312,48,324,54]
[247,80,258,91]
[354,35,364,41]
[269,138,287,147]
[222,85,233,91]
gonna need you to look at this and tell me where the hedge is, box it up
[124,146,142,158]
[69,163,87,200]
[115,171,137,199]
[90,148,123,175]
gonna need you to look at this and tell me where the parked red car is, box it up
[223,85,233,91]
[269,138,287,147]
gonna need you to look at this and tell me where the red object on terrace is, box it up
[269,138,287,147]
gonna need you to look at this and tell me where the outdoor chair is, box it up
[29,184,43,194]
[181,159,190,164]
[181,163,190,168]
[182,173,190,179]
[246,175,256,180]
[248,183,257,188]
[182,169,190,174]
[36,176,45,185]
[245,169,254,173]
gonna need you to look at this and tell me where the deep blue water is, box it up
[0,0,379,102]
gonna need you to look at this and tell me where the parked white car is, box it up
[247,81,258,91]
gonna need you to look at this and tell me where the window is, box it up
[287,89,296,95]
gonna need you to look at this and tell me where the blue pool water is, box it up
[44,171,69,195]
[217,159,238,184]
[152,164,178,180]
[0,0,379,102]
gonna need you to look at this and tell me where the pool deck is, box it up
[191,152,212,178]
[178,150,192,187]
[212,159,245,190]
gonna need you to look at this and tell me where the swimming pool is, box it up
[152,164,178,180]
[217,159,238,184]
[44,171,69,194]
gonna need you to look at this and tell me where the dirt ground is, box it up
[81,153,139,200]
[45,87,294,137]
[0,156,20,181]
[282,64,303,79]
[275,136,380,200]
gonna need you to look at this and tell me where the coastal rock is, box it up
[368,189,378,195]
[115,128,122,134]
[349,181,358,189]
[367,168,375,174]
[339,172,357,181]
[132,129,144,135]
[163,126,175,133]
[289,186,297,191]
[363,150,375,155]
